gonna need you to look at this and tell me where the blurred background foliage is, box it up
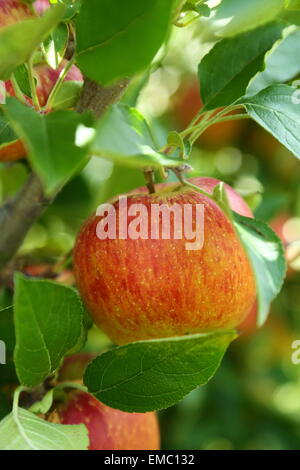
[1,2,300,450]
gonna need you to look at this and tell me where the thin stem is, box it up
[143,168,156,194]
[12,386,38,449]
[27,57,40,112]
[45,57,75,111]
[55,382,87,393]
[179,179,212,198]
[213,113,249,124]
[11,74,27,105]
[189,104,244,144]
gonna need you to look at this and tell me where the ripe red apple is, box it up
[52,390,160,451]
[74,177,257,345]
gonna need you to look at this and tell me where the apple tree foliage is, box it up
[0,0,299,449]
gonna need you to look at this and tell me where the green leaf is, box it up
[199,22,284,110]
[167,131,191,160]
[183,1,210,16]
[61,0,82,21]
[76,0,175,85]
[0,4,66,80]
[234,214,286,326]
[84,330,236,412]
[240,84,300,161]
[14,64,32,98]
[3,97,93,195]
[90,104,183,170]
[43,22,69,69]
[212,0,285,37]
[51,80,83,110]
[248,28,300,94]
[0,109,18,146]
[0,408,89,450]
[29,389,55,414]
[286,0,300,10]
[14,274,86,387]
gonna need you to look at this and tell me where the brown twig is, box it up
[76,77,130,118]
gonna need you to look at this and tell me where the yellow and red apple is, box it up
[74,177,257,344]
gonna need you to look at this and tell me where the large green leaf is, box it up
[90,104,183,169]
[240,84,300,160]
[234,214,286,326]
[199,22,284,110]
[248,28,300,94]
[3,97,93,195]
[14,274,86,387]
[0,408,89,450]
[84,330,236,412]
[211,0,285,37]
[76,0,175,85]
[0,4,65,80]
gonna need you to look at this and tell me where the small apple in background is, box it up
[0,0,31,28]
[270,212,300,274]
[58,353,96,382]
[34,0,51,15]
[0,0,83,162]
[22,263,75,286]
[172,80,246,150]
[52,390,160,450]
[74,177,256,345]
[52,354,160,450]
[5,61,83,109]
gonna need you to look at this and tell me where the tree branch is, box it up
[0,173,51,272]
[0,78,130,273]
[76,77,130,118]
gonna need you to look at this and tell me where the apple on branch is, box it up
[74,177,257,345]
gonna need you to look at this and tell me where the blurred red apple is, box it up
[53,390,160,450]
[5,61,83,108]
[74,177,256,345]
[0,0,83,162]
[0,0,31,28]
[58,353,96,382]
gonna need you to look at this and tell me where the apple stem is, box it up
[27,56,41,112]
[45,57,76,111]
[143,168,156,194]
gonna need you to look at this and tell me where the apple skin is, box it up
[5,61,83,108]
[0,0,31,28]
[58,353,96,382]
[74,177,256,345]
[54,390,160,451]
